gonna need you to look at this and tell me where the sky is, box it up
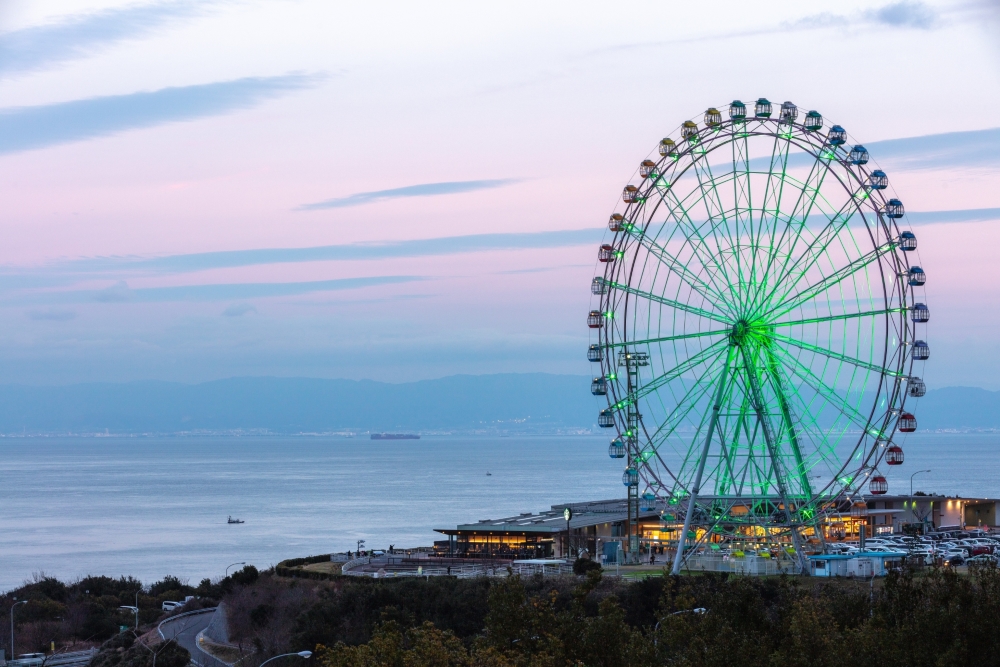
[0,0,999,388]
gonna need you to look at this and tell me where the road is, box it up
[158,610,216,667]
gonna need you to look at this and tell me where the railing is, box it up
[158,606,218,641]
[340,557,370,575]
[343,558,574,578]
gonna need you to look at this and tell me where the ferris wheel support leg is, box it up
[742,346,812,576]
[671,345,735,576]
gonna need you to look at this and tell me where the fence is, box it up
[683,554,800,575]
[342,558,575,579]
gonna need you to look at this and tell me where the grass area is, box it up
[300,561,344,575]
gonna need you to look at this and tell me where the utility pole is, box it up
[622,350,648,565]
[11,600,27,660]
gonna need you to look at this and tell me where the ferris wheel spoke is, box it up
[601,328,730,349]
[764,241,894,321]
[755,192,869,316]
[629,338,730,404]
[602,278,733,325]
[768,331,893,377]
[751,153,834,312]
[765,354,860,474]
[747,130,794,307]
[688,157,746,302]
[671,157,740,289]
[770,307,901,329]
[660,188,743,305]
[627,232,735,310]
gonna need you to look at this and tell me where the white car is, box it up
[14,654,45,667]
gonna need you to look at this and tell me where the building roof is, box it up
[864,495,1000,503]
[808,551,907,560]
[436,498,661,535]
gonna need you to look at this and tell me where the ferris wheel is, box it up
[587,99,929,573]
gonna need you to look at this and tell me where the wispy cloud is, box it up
[788,1,938,29]
[0,1,216,78]
[222,303,257,317]
[743,127,1000,172]
[297,179,520,210]
[27,228,600,276]
[866,127,1000,170]
[25,309,77,321]
[867,1,938,27]
[11,276,423,306]
[0,73,322,155]
[907,208,1000,225]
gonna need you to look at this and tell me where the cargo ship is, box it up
[370,433,420,440]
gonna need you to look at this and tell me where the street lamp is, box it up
[653,608,707,645]
[910,469,934,533]
[911,469,931,497]
[258,651,312,667]
[11,600,27,660]
[226,562,246,577]
[119,606,139,630]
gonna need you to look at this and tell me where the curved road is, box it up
[158,611,217,667]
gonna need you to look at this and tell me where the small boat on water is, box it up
[486,471,492,476]
[227,516,245,524]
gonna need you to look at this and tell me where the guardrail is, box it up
[158,607,218,641]
[7,650,99,667]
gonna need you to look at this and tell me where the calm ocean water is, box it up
[1,433,997,591]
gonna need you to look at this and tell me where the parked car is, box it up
[965,554,998,565]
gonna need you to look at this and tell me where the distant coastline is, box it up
[371,433,421,440]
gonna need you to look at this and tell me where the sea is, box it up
[1,433,998,592]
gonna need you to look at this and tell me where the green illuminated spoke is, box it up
[769,332,892,376]
[602,328,729,349]
[689,158,745,300]
[755,177,862,316]
[764,242,893,321]
[646,357,724,452]
[767,345,874,433]
[602,278,732,325]
[771,308,901,328]
[756,193,868,315]
[627,231,734,309]
[747,131,792,301]
[629,339,730,404]
[660,188,742,305]
[752,155,834,310]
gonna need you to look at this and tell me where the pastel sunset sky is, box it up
[1,0,998,387]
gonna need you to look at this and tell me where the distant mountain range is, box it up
[0,375,995,435]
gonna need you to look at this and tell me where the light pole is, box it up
[226,562,246,577]
[120,606,139,631]
[653,608,707,645]
[910,469,934,535]
[911,469,931,498]
[258,651,312,667]
[11,600,27,660]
